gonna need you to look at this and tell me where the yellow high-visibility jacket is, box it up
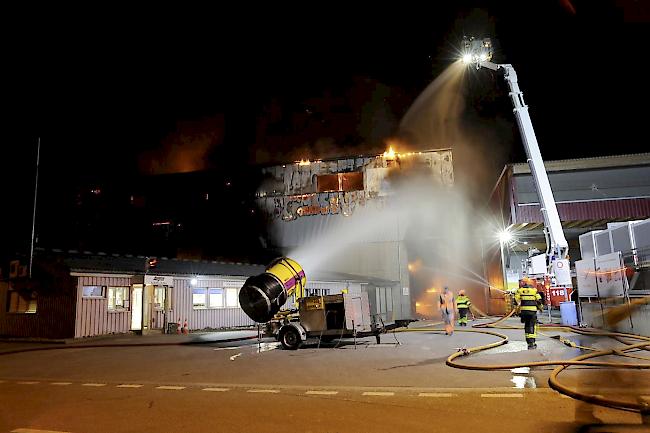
[515,287,542,312]
[456,295,471,310]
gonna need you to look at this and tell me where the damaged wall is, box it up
[255,149,454,321]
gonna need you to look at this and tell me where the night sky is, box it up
[3,1,649,260]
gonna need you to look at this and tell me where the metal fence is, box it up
[621,246,650,295]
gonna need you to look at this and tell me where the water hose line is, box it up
[397,316,650,414]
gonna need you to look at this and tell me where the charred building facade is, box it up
[255,149,454,323]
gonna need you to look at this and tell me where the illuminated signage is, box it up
[144,275,174,286]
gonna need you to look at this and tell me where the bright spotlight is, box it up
[498,229,513,244]
[190,278,198,286]
[462,36,493,65]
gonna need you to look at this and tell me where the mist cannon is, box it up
[239,257,306,323]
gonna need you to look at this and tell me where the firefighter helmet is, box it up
[519,277,536,288]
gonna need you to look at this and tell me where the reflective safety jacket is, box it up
[456,295,471,310]
[515,287,542,312]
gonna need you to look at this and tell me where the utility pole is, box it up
[499,239,508,292]
[29,137,41,279]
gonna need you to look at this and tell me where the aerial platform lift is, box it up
[461,37,573,304]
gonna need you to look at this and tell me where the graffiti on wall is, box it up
[259,191,381,221]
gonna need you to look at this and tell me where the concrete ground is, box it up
[0,318,648,432]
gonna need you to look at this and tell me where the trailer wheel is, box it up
[280,326,301,350]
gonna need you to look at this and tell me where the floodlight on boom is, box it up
[498,229,513,244]
[460,36,493,66]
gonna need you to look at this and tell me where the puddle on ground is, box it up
[511,375,537,389]
[213,346,246,351]
[488,341,529,354]
[255,341,281,353]
[510,366,536,389]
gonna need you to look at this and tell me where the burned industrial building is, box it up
[255,148,455,324]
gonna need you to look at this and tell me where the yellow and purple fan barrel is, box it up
[239,257,306,323]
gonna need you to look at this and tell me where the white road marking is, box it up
[213,346,246,351]
[16,381,39,385]
[12,429,71,433]
[117,384,143,388]
[156,386,186,390]
[229,353,242,361]
[365,344,398,348]
[418,392,454,397]
[305,390,339,395]
[247,389,280,393]
[202,387,230,392]
[50,382,72,386]
[362,392,394,396]
[481,393,523,398]
[82,383,106,387]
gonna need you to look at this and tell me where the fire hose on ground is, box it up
[397,315,650,414]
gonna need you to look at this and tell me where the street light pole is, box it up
[479,236,490,314]
[29,137,41,279]
[143,258,149,335]
[497,228,513,293]
[499,239,508,292]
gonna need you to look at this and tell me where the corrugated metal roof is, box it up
[511,152,650,174]
[63,255,265,277]
[44,252,396,285]
[514,197,650,224]
[513,166,650,204]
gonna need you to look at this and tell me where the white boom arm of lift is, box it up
[463,37,572,287]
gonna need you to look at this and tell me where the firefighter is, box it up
[515,277,543,350]
[439,287,456,335]
[456,290,471,327]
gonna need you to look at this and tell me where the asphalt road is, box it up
[1,320,648,432]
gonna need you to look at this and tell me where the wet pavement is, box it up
[1,317,648,432]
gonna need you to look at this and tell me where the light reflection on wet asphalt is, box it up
[488,341,528,354]
[255,341,281,353]
[511,375,537,389]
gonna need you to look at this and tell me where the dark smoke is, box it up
[138,114,225,175]
[251,77,399,165]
